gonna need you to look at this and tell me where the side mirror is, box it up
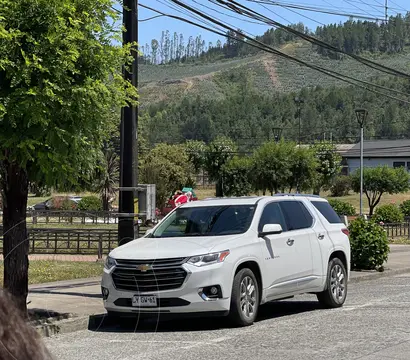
[259,224,283,237]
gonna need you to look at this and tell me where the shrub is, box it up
[49,196,77,210]
[349,217,390,271]
[330,176,352,197]
[399,200,410,217]
[328,199,356,216]
[78,196,102,212]
[372,204,404,224]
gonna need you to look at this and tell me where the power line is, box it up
[213,0,410,79]
[140,2,410,104]
[139,15,165,22]
[191,0,269,25]
[247,0,386,21]
[342,0,384,17]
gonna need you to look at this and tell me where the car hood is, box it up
[110,234,242,260]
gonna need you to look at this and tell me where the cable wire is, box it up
[141,1,410,103]
[213,0,410,79]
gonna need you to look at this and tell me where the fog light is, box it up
[102,287,109,300]
[199,285,222,301]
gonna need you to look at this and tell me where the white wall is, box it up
[347,157,410,174]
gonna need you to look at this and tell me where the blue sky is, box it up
[137,0,409,47]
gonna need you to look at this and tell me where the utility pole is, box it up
[119,0,138,245]
[355,109,368,217]
[385,0,388,23]
[294,97,304,145]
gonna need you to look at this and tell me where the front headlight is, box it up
[187,250,230,267]
[104,256,117,270]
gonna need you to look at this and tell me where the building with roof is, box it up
[337,140,410,175]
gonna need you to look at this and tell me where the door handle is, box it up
[318,234,325,240]
[286,238,294,246]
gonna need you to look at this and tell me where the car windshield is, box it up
[151,205,256,238]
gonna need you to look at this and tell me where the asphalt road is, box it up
[46,273,410,360]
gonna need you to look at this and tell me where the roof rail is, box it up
[273,193,321,198]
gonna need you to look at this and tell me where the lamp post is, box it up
[355,109,368,217]
[272,127,283,143]
[294,97,304,145]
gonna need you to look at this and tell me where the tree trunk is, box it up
[1,161,29,316]
[215,177,223,197]
[102,191,109,211]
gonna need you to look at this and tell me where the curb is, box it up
[29,277,101,290]
[349,267,410,284]
[35,315,91,337]
[35,268,410,337]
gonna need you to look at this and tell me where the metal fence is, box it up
[0,227,148,257]
[383,223,410,239]
[27,211,136,225]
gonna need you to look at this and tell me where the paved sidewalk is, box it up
[27,245,410,324]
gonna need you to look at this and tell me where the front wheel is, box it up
[317,258,347,308]
[229,268,260,326]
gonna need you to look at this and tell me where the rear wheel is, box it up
[317,258,347,308]
[229,268,260,326]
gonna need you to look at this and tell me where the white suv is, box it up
[101,194,350,326]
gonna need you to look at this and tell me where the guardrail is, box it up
[0,226,148,257]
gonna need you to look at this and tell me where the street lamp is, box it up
[355,109,368,217]
[294,97,304,145]
[272,127,283,143]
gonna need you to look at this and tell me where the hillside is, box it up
[138,41,410,107]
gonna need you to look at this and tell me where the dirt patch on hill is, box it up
[263,57,281,88]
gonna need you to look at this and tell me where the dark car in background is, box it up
[29,196,82,211]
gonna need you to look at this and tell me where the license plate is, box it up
[132,295,157,307]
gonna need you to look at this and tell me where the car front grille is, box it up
[112,257,188,292]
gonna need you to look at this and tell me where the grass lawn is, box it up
[0,261,104,285]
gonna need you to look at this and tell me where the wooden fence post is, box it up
[98,235,103,260]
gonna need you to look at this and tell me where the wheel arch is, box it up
[329,250,348,278]
[234,260,263,303]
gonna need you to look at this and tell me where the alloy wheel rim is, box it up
[240,276,257,318]
[330,264,346,303]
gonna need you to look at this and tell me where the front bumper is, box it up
[102,262,232,315]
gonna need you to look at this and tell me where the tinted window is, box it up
[312,201,343,224]
[152,205,256,238]
[258,202,287,233]
[279,201,313,231]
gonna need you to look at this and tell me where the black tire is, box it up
[229,268,260,326]
[317,257,347,308]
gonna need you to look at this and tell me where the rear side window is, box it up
[311,201,343,224]
[279,201,313,231]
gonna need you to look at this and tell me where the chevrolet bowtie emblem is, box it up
[137,264,152,272]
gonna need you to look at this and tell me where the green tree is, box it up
[139,144,195,208]
[252,141,294,195]
[0,0,137,313]
[351,166,410,216]
[312,142,342,194]
[288,146,318,192]
[204,137,237,197]
[185,140,207,173]
[94,149,119,211]
[221,156,253,197]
